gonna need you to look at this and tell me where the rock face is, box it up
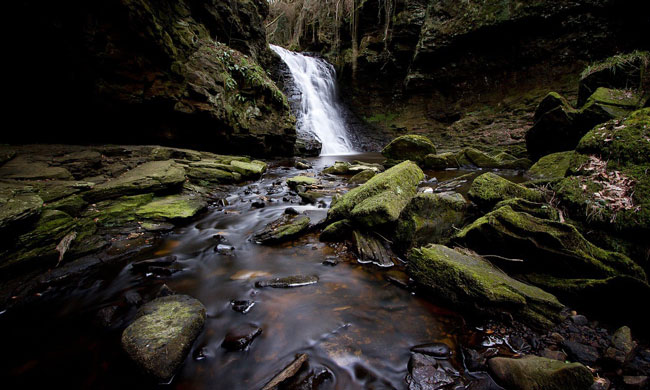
[121,295,206,381]
[327,161,424,228]
[408,244,563,327]
[8,0,295,156]
[488,356,594,390]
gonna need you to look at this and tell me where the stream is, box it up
[1,153,528,389]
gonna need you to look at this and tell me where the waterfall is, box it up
[270,45,355,156]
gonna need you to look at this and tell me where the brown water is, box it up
[1,153,525,389]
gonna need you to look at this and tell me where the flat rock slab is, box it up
[86,160,185,201]
[488,356,594,390]
[255,275,319,288]
[221,324,262,351]
[121,295,206,381]
[135,194,207,220]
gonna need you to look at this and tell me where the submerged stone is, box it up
[408,245,563,327]
[488,356,593,390]
[468,172,543,209]
[121,295,206,381]
[328,160,424,228]
[255,275,319,288]
[382,134,437,164]
[221,324,262,351]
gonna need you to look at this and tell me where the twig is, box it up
[482,254,525,263]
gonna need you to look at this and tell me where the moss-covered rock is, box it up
[135,194,207,220]
[395,192,469,251]
[44,194,87,216]
[493,198,559,221]
[0,183,43,230]
[408,245,563,328]
[121,295,206,381]
[186,166,241,184]
[527,151,574,181]
[229,160,267,179]
[422,152,460,169]
[454,205,646,281]
[488,356,593,390]
[319,219,352,242]
[85,160,185,201]
[578,51,650,107]
[85,194,155,227]
[381,135,436,164]
[322,161,350,175]
[468,172,543,209]
[254,214,311,244]
[348,170,375,185]
[327,161,424,228]
[286,176,317,191]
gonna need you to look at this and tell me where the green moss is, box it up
[423,152,460,169]
[186,166,241,183]
[349,170,375,185]
[581,51,650,80]
[493,198,559,221]
[527,151,574,181]
[44,194,88,216]
[86,194,154,227]
[381,135,437,163]
[323,161,350,175]
[319,219,352,242]
[468,172,543,209]
[286,176,317,190]
[135,194,207,220]
[229,160,267,178]
[455,205,646,281]
[408,244,563,328]
[327,161,424,228]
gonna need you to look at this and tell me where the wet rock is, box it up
[284,207,300,215]
[408,245,563,328]
[85,160,185,201]
[230,300,255,314]
[605,326,635,364]
[261,353,308,390]
[562,341,600,366]
[121,295,206,381]
[251,200,266,209]
[215,244,235,256]
[488,356,593,390]
[286,176,317,191]
[156,284,175,298]
[319,219,352,242]
[328,161,424,228]
[571,315,589,326]
[298,191,322,204]
[0,156,73,180]
[124,290,143,307]
[406,353,455,390]
[395,192,469,251]
[228,160,267,179]
[254,214,311,244]
[411,343,452,359]
[322,161,350,175]
[221,324,262,351]
[131,256,178,272]
[352,230,395,267]
[467,172,543,209]
[94,305,119,328]
[255,275,319,288]
[590,377,610,390]
[466,373,505,390]
[382,135,437,165]
[527,151,574,182]
[322,257,339,266]
[463,348,487,372]
[295,161,311,170]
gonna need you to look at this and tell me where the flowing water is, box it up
[271,45,355,156]
[2,154,514,390]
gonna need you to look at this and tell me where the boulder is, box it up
[468,172,543,209]
[488,356,593,390]
[423,152,460,170]
[121,295,206,381]
[85,160,185,201]
[322,161,350,175]
[454,205,645,280]
[382,135,437,164]
[395,192,469,251]
[253,214,311,244]
[319,219,352,242]
[605,326,635,364]
[408,245,563,327]
[327,161,424,228]
[527,151,574,181]
[135,194,207,220]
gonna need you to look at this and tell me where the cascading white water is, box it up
[270,45,355,156]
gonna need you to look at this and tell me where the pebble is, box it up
[221,324,262,351]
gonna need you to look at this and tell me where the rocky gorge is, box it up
[2,1,650,389]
